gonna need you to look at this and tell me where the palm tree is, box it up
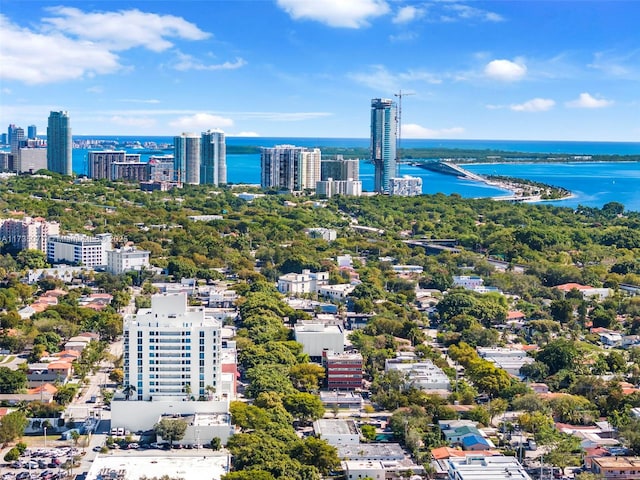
[204,385,216,400]
[122,384,136,401]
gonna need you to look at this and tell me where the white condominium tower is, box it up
[174,132,201,184]
[200,129,226,186]
[260,145,321,191]
[123,292,222,401]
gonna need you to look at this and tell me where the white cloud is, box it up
[0,14,121,84]
[232,132,260,137]
[277,0,390,28]
[566,92,613,109]
[86,86,104,94]
[42,7,210,52]
[169,113,234,130]
[393,6,425,24]
[349,65,440,92]
[442,4,504,22]
[119,99,161,104]
[2,88,12,95]
[484,59,527,81]
[510,98,555,112]
[110,116,157,129]
[402,124,464,139]
[173,52,247,71]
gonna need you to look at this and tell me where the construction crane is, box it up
[394,90,415,163]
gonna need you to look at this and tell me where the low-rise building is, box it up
[477,346,534,378]
[453,275,484,290]
[555,282,611,300]
[385,354,451,392]
[106,245,151,275]
[446,456,531,480]
[294,322,344,359]
[313,418,360,446]
[318,283,356,301]
[47,233,111,267]
[277,269,329,295]
[305,227,337,241]
[389,175,422,196]
[323,350,363,391]
[591,456,640,479]
[319,391,363,410]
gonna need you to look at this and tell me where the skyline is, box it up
[1,1,639,141]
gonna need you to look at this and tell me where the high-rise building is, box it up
[47,233,111,267]
[123,292,222,401]
[200,129,226,186]
[321,155,359,182]
[10,127,25,155]
[0,216,60,251]
[174,133,200,185]
[88,151,126,180]
[389,175,422,196]
[260,145,321,191]
[7,125,18,148]
[27,125,37,139]
[47,111,72,175]
[370,98,397,193]
[147,155,175,182]
[0,133,7,146]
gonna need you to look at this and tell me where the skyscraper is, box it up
[174,132,201,184]
[47,111,72,175]
[10,127,25,155]
[200,129,226,186]
[27,125,37,139]
[370,98,397,193]
[261,145,321,191]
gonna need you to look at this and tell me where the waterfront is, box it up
[63,136,640,212]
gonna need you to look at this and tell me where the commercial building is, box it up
[106,246,151,275]
[174,132,201,184]
[15,147,47,173]
[313,419,360,446]
[10,126,25,154]
[294,322,344,359]
[47,111,72,175]
[0,216,60,251]
[47,233,111,267]
[200,129,226,185]
[389,175,422,196]
[371,98,397,193]
[446,456,531,480]
[323,350,363,390]
[261,145,321,191]
[27,125,37,139]
[476,347,534,377]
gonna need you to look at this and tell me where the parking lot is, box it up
[1,446,80,479]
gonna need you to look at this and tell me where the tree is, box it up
[210,437,222,450]
[109,368,124,385]
[0,411,28,444]
[289,363,325,392]
[122,384,136,400]
[360,424,377,441]
[0,367,27,394]
[154,418,188,447]
[537,339,579,375]
[290,436,340,475]
[283,392,325,424]
[488,398,509,426]
[70,430,80,446]
[223,472,275,480]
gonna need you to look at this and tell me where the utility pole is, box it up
[394,90,415,165]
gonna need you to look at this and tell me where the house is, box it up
[277,270,329,295]
[555,282,611,300]
[461,434,492,451]
[591,456,640,479]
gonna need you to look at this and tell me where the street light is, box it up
[44,426,47,449]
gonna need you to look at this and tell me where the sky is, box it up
[0,0,639,141]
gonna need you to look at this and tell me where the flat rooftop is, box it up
[593,456,640,468]
[86,453,230,480]
[314,418,358,435]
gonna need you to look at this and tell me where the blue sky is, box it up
[1,0,638,140]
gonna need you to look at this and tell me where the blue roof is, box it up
[461,435,490,448]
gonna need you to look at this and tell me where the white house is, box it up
[277,270,329,295]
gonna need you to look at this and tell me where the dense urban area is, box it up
[0,167,638,480]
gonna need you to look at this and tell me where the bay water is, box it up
[70,136,640,212]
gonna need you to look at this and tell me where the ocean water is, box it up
[68,136,640,211]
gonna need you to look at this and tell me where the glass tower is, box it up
[200,129,226,186]
[370,98,397,193]
[47,111,72,175]
[174,133,201,185]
